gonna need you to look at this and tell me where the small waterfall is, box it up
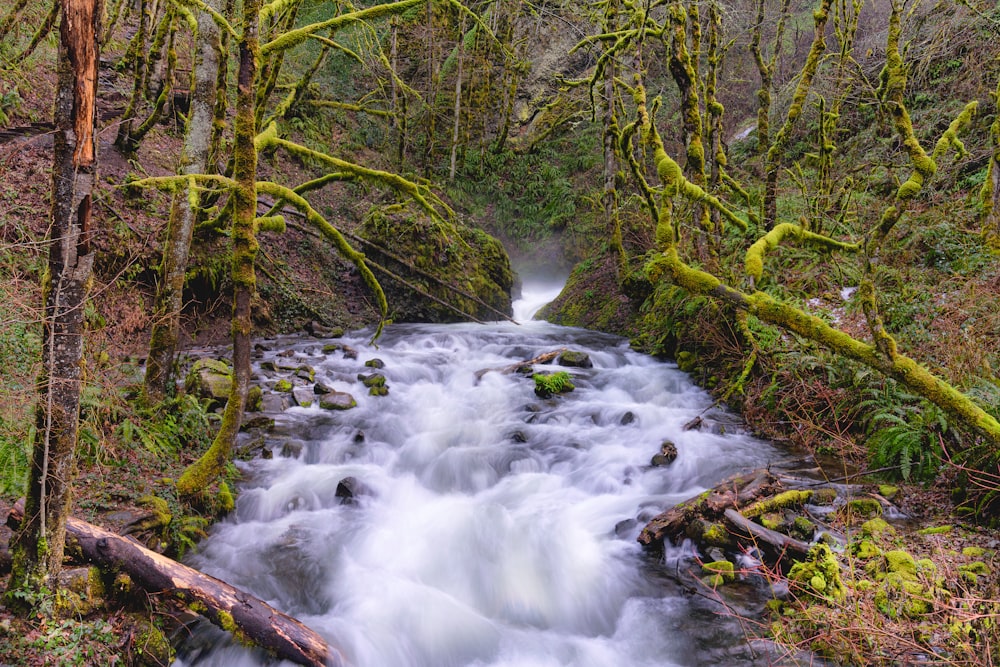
[173,284,784,667]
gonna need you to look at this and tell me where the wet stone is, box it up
[280,441,304,459]
[651,440,678,466]
[557,350,593,368]
[364,358,385,369]
[292,387,315,408]
[319,391,357,411]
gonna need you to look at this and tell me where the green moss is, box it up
[274,379,293,392]
[843,498,882,519]
[850,538,882,560]
[861,518,894,538]
[701,560,735,584]
[676,350,697,373]
[961,546,986,558]
[217,481,235,513]
[878,485,899,499]
[788,544,845,601]
[917,525,951,535]
[760,512,783,531]
[700,521,730,546]
[884,550,917,578]
[743,490,813,519]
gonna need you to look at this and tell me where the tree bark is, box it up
[8,502,342,667]
[144,0,224,404]
[7,0,100,606]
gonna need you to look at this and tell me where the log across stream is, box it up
[170,307,809,667]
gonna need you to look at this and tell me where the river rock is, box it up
[651,439,678,466]
[292,387,315,408]
[260,393,289,412]
[318,390,357,411]
[342,344,359,360]
[557,350,593,368]
[358,373,388,396]
[336,476,374,505]
[184,358,232,407]
[364,358,385,369]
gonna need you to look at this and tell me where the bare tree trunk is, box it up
[144,0,223,404]
[449,15,467,181]
[177,0,260,498]
[6,0,100,608]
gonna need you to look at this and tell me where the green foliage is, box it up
[0,422,32,498]
[450,126,601,246]
[863,388,952,481]
[79,389,216,466]
[24,618,117,667]
[533,371,575,397]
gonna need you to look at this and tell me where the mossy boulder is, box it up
[557,350,593,368]
[361,205,513,323]
[184,358,233,407]
[318,390,357,411]
[701,560,736,586]
[788,544,846,601]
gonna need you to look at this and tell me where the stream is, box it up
[173,283,791,667]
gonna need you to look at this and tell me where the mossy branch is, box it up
[745,222,860,284]
[168,0,237,37]
[647,122,748,235]
[256,123,453,221]
[305,100,392,117]
[648,249,1000,445]
[255,181,388,340]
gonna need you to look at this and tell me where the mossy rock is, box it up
[788,544,846,601]
[184,358,233,407]
[861,518,895,538]
[557,350,593,368]
[274,379,294,392]
[701,560,736,586]
[533,371,575,398]
[841,497,882,521]
[129,613,175,666]
[361,205,513,323]
[318,390,357,411]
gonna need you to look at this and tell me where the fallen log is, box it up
[9,501,341,667]
[722,508,811,557]
[475,347,567,380]
[637,469,779,549]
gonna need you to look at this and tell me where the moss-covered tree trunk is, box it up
[762,0,829,229]
[6,0,100,608]
[177,0,260,499]
[984,76,1000,251]
[749,0,791,157]
[144,0,223,405]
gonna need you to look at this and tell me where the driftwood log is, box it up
[474,347,567,380]
[8,501,341,667]
[637,469,778,549]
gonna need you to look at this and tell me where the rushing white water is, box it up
[173,286,785,667]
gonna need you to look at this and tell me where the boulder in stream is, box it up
[185,358,232,407]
